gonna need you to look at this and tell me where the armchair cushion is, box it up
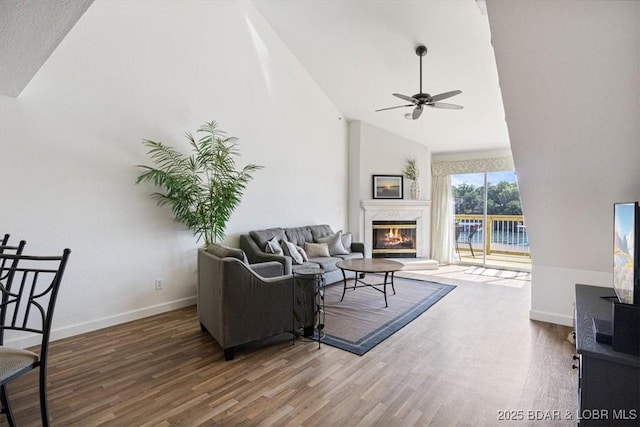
[251,261,284,278]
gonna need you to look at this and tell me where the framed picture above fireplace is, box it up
[372,175,403,199]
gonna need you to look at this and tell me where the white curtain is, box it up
[431,174,453,263]
[430,156,515,264]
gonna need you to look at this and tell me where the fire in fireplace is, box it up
[372,220,417,258]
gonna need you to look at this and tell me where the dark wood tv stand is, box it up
[574,284,640,426]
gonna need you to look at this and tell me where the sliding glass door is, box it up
[452,171,530,270]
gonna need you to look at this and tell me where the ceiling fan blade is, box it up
[393,93,418,104]
[375,104,413,112]
[412,105,423,119]
[428,102,464,110]
[428,90,462,102]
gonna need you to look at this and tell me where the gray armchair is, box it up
[197,244,313,361]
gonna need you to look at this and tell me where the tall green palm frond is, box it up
[135,121,263,245]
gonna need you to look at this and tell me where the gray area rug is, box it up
[314,275,455,355]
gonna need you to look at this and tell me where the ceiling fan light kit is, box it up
[376,44,463,119]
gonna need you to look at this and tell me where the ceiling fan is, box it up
[376,45,463,120]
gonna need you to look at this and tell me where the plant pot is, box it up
[410,180,420,200]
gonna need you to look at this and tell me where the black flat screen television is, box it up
[613,202,640,305]
[594,202,640,354]
[609,201,640,355]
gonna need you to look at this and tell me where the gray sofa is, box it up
[197,243,315,361]
[239,224,364,285]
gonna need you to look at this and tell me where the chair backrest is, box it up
[0,238,26,284]
[0,249,71,353]
[467,225,479,241]
[0,234,26,256]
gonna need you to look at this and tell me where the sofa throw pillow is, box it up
[316,231,349,255]
[296,245,309,262]
[264,237,284,255]
[281,240,304,265]
[340,231,353,253]
[304,242,331,258]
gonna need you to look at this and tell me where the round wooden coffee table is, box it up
[335,258,404,307]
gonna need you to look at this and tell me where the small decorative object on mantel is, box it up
[372,175,403,199]
[402,157,420,200]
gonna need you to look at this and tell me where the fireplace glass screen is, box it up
[372,220,417,258]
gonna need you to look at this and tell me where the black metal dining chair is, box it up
[0,248,71,427]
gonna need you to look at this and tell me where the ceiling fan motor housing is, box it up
[413,93,432,102]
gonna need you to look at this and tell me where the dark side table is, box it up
[293,267,325,349]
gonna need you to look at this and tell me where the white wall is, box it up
[347,120,431,240]
[488,1,640,325]
[0,0,348,346]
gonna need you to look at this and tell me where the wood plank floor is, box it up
[2,266,577,426]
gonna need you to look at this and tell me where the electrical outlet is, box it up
[155,279,163,290]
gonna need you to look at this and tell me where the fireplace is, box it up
[361,200,431,259]
[372,220,417,258]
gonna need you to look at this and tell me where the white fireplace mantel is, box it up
[360,199,432,258]
[360,200,431,210]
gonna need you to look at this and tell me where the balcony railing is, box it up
[455,214,530,259]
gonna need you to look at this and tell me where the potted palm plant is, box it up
[135,121,262,245]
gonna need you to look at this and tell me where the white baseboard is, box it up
[6,296,197,349]
[529,309,573,327]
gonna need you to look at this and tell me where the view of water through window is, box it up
[452,171,530,270]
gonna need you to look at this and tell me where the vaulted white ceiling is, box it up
[0,0,93,97]
[252,0,510,153]
[0,0,509,153]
